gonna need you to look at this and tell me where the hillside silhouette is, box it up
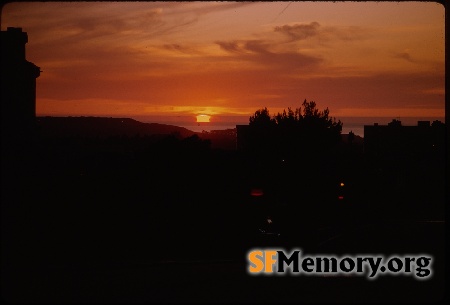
[36,116,196,139]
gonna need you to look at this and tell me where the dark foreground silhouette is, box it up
[1,115,445,302]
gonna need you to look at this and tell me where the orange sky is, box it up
[1,1,445,121]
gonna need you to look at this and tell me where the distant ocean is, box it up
[132,116,445,138]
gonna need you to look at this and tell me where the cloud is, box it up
[274,22,369,44]
[333,107,444,118]
[393,51,415,63]
[215,41,241,53]
[215,39,323,71]
[285,71,445,111]
[14,2,261,79]
[6,2,250,50]
[274,22,320,41]
[161,43,200,54]
[321,25,368,42]
[177,2,255,16]
[421,87,445,95]
[37,70,444,118]
[243,40,272,54]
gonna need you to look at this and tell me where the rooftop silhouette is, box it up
[364,119,445,157]
[1,27,40,141]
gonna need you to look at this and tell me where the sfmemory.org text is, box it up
[247,249,432,280]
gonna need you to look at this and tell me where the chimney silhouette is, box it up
[1,27,41,140]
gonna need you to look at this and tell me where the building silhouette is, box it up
[236,125,269,152]
[363,120,445,158]
[1,27,40,140]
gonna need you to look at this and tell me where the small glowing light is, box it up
[340,182,345,187]
[338,196,344,200]
[196,114,211,123]
[267,218,272,224]
[251,188,264,196]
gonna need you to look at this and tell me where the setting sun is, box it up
[196,114,211,123]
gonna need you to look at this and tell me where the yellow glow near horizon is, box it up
[196,114,211,123]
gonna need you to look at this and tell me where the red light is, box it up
[338,196,344,200]
[251,189,264,196]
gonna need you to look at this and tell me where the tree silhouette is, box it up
[431,120,444,127]
[249,107,275,127]
[245,100,345,226]
[273,107,299,129]
[300,100,342,133]
[247,99,342,158]
[348,130,355,145]
[250,100,342,133]
[388,119,402,127]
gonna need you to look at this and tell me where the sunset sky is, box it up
[1,1,445,124]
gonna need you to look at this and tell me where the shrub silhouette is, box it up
[248,99,342,159]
